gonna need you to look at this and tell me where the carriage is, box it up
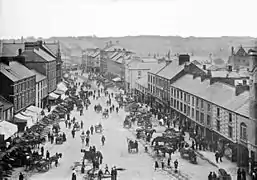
[180,146,197,164]
[136,128,146,139]
[102,110,109,118]
[73,122,81,131]
[127,138,138,153]
[123,119,132,128]
[95,124,103,133]
[95,104,102,113]
[55,136,64,144]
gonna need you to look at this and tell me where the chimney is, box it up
[228,65,232,71]
[18,48,22,56]
[178,54,190,65]
[203,64,206,70]
[166,60,172,66]
[0,57,11,66]
[207,69,212,77]
[235,84,249,96]
[231,46,234,55]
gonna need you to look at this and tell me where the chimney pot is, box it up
[203,64,206,70]
[228,65,232,71]
[18,48,22,56]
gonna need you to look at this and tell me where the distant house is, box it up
[228,46,251,69]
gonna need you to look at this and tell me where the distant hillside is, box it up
[4,36,257,63]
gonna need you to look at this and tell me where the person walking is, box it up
[46,150,50,159]
[19,172,24,180]
[242,169,246,180]
[72,129,75,138]
[90,126,94,135]
[101,135,106,146]
[208,172,212,180]
[41,146,44,156]
[71,168,77,180]
[154,161,159,170]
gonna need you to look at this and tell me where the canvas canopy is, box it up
[0,121,18,140]
[112,77,121,82]
[14,113,33,127]
[49,92,60,100]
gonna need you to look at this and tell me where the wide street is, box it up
[27,72,218,180]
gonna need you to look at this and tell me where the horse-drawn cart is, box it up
[95,124,103,133]
[102,110,109,118]
[55,136,64,144]
[180,146,197,164]
[127,138,138,153]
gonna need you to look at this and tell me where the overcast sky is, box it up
[0,0,257,38]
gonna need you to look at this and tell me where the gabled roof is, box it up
[22,48,55,62]
[0,61,35,82]
[45,43,59,55]
[0,95,13,110]
[149,62,166,74]
[171,73,249,117]
[236,46,248,56]
[2,43,24,56]
[156,60,184,79]
[30,69,47,82]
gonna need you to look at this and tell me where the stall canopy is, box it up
[57,82,68,92]
[27,105,43,115]
[0,121,18,140]
[54,89,65,95]
[21,111,37,124]
[49,92,60,100]
[112,77,121,82]
[14,113,33,127]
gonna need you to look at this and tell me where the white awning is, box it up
[49,92,60,100]
[14,113,33,128]
[61,94,68,100]
[27,105,43,115]
[57,82,68,92]
[21,111,37,124]
[112,77,121,82]
[0,121,18,140]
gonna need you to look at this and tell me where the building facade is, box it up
[228,46,250,69]
[23,42,57,94]
[0,56,36,113]
[0,96,14,122]
[31,70,48,108]
[45,42,63,84]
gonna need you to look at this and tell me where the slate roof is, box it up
[2,43,24,56]
[149,62,166,74]
[211,70,249,78]
[156,60,184,79]
[0,61,35,82]
[171,74,249,117]
[30,69,47,82]
[45,43,58,55]
[0,95,13,111]
[22,48,55,62]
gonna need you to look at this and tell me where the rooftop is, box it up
[171,73,249,117]
[45,43,59,55]
[30,69,47,82]
[156,60,184,79]
[0,95,13,111]
[129,61,164,71]
[2,43,24,56]
[22,48,55,62]
[0,61,35,82]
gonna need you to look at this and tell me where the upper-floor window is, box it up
[171,88,173,97]
[174,99,177,108]
[171,98,174,107]
[184,104,187,114]
[228,125,233,139]
[180,91,183,100]
[174,89,176,97]
[196,98,199,108]
[200,112,204,124]
[207,104,211,112]
[148,74,150,82]
[177,90,179,99]
[196,110,199,121]
[180,102,183,112]
[192,97,195,106]
[229,113,232,123]
[184,93,187,102]
[177,101,179,110]
[240,122,247,141]
[207,115,211,126]
[187,94,190,103]
[217,107,220,117]
[217,119,221,132]
[191,108,195,118]
[201,99,204,109]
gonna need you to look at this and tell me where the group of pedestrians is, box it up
[154,159,178,172]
